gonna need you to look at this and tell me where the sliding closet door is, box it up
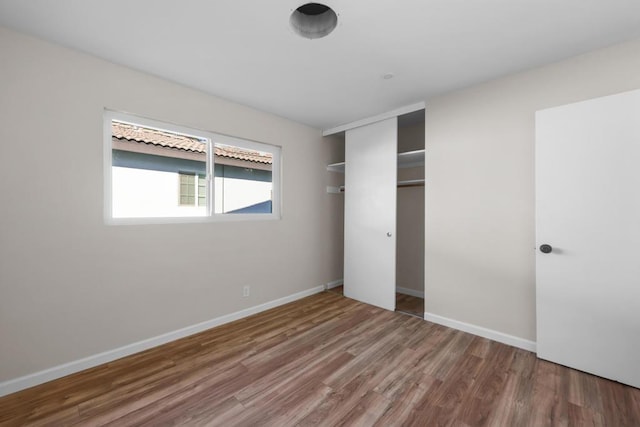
[344,118,397,311]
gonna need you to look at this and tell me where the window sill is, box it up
[105,213,281,226]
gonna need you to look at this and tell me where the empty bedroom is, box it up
[1,1,639,425]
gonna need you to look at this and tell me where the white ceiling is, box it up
[1,0,640,130]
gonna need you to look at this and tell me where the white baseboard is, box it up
[424,312,537,353]
[0,285,325,398]
[326,279,343,289]
[396,286,424,299]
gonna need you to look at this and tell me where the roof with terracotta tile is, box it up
[112,121,272,164]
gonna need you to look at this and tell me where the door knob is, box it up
[387,232,392,237]
[540,244,553,254]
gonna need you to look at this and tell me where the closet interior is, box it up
[326,109,425,318]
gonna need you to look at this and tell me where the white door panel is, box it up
[536,89,640,388]
[344,118,397,311]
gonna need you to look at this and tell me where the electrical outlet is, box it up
[243,285,250,297]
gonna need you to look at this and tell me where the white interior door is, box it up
[536,89,640,388]
[344,118,397,311]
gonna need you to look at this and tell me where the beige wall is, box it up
[425,38,640,341]
[0,26,342,382]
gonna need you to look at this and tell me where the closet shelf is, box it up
[327,162,345,173]
[327,149,425,174]
[397,150,425,169]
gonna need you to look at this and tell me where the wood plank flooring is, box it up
[327,285,425,318]
[395,293,424,318]
[1,291,639,426]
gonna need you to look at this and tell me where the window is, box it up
[105,111,281,223]
[214,143,274,214]
[179,173,206,206]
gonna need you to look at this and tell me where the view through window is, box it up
[107,113,279,221]
[213,143,273,214]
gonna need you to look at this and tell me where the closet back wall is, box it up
[0,26,342,383]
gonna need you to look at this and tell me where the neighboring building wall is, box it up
[111,150,273,217]
[213,175,272,214]
[111,149,208,217]
[425,37,640,342]
[0,26,341,383]
[111,167,206,218]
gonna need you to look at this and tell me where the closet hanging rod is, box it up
[398,179,425,188]
[328,179,425,193]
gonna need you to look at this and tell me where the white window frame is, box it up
[104,110,282,225]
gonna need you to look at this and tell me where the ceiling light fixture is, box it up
[290,3,338,39]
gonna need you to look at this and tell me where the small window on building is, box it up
[105,111,281,223]
[198,175,206,207]
[179,173,196,206]
[179,173,207,207]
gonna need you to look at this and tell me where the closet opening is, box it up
[395,109,425,318]
[325,108,425,318]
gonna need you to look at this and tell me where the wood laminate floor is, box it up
[327,285,424,318]
[395,293,424,318]
[1,292,639,426]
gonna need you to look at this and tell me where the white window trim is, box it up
[104,110,282,225]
